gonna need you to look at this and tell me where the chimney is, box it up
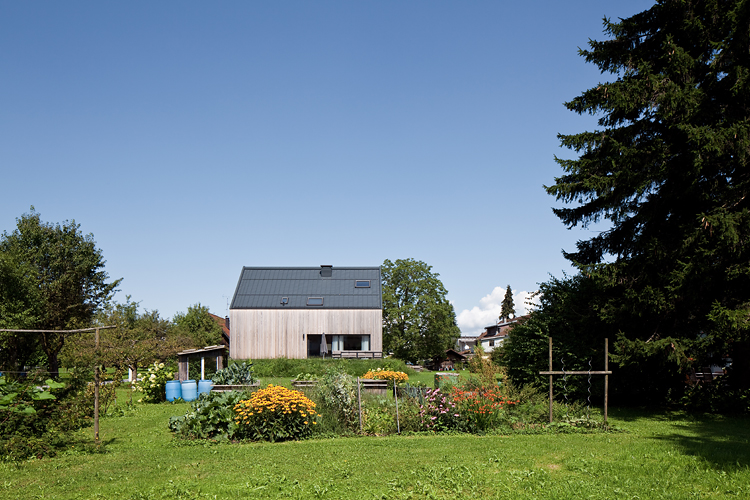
[225,316,230,330]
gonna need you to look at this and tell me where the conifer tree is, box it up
[546,0,750,389]
[500,285,515,322]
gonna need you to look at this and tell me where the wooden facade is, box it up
[230,308,382,359]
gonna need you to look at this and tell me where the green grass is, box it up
[2,394,749,499]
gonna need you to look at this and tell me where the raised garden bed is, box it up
[291,380,318,389]
[359,378,388,395]
[211,383,260,392]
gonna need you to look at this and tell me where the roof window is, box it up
[307,297,324,306]
[355,280,371,288]
[280,297,289,305]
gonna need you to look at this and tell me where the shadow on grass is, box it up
[611,407,750,469]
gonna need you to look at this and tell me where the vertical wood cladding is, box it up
[229,309,383,359]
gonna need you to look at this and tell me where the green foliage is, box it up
[249,357,415,378]
[211,361,255,385]
[538,0,750,402]
[169,390,247,440]
[381,258,461,363]
[314,369,358,432]
[0,369,96,460]
[62,297,177,377]
[504,274,611,402]
[134,361,175,403]
[172,303,224,348]
[0,208,120,375]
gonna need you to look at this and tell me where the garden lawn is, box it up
[1,403,748,500]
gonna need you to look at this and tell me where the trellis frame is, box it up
[0,326,115,445]
[539,337,612,423]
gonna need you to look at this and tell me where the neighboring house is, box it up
[476,316,529,354]
[456,336,480,353]
[208,313,231,347]
[229,265,383,359]
[429,349,468,371]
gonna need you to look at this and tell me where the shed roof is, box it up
[230,266,382,310]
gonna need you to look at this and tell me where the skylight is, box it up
[307,297,324,306]
[355,280,371,288]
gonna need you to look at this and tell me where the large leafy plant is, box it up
[169,390,248,440]
[212,361,255,385]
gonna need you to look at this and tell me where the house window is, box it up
[307,297,324,306]
[354,280,371,288]
[331,335,370,351]
[280,297,289,305]
[489,340,495,347]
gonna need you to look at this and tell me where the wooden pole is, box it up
[394,382,400,434]
[94,327,100,447]
[357,377,363,434]
[549,337,553,423]
[604,338,609,424]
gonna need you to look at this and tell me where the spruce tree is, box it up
[548,0,750,389]
[500,285,515,322]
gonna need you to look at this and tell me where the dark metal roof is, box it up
[230,266,382,310]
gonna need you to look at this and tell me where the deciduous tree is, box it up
[381,258,460,363]
[172,303,224,348]
[0,209,120,376]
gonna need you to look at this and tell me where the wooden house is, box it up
[229,265,383,359]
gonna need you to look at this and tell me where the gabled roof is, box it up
[230,266,382,310]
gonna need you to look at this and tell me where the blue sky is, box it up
[1,1,654,334]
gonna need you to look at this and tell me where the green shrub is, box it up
[134,361,175,403]
[169,390,249,440]
[0,369,98,460]
[314,369,358,432]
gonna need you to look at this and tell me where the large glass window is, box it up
[330,335,370,351]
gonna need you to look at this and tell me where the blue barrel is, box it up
[181,380,198,402]
[165,380,182,402]
[198,379,213,395]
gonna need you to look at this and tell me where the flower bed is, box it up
[234,385,318,442]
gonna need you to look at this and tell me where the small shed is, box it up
[177,345,227,381]
[429,349,467,371]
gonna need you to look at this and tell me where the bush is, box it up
[212,361,255,385]
[234,385,317,442]
[0,369,97,460]
[134,361,175,403]
[314,370,359,433]
[169,390,249,440]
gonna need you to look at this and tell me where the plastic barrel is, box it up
[198,379,213,395]
[165,380,182,402]
[181,380,198,402]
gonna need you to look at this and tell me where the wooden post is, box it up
[94,327,100,447]
[357,377,363,433]
[549,337,553,423]
[394,381,400,434]
[604,338,608,424]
